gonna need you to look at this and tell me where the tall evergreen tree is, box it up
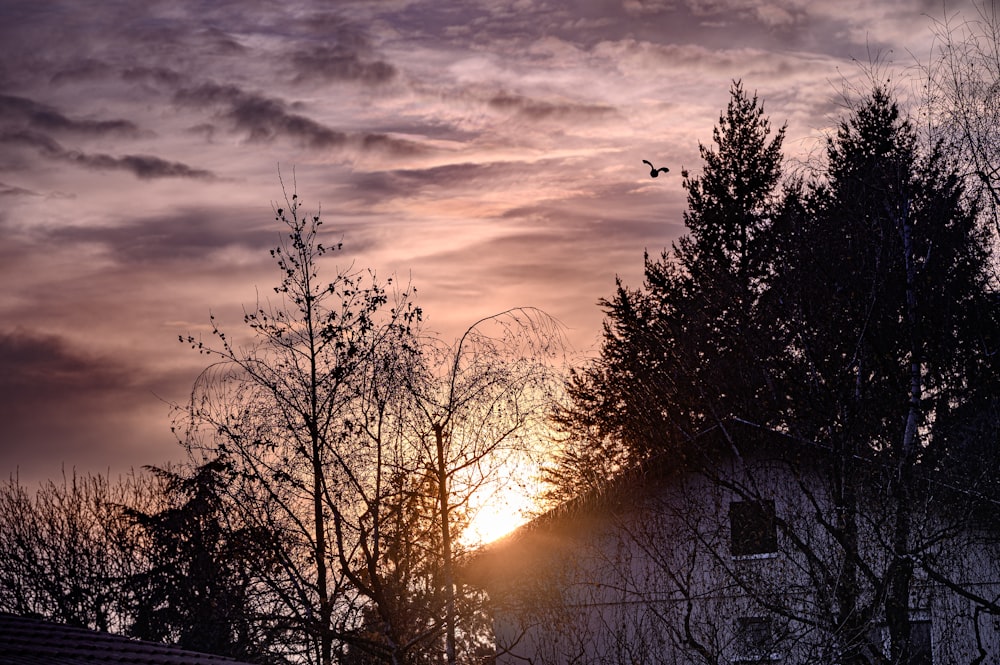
[552,80,786,487]
[125,459,281,662]
[774,86,1000,663]
[552,82,1000,663]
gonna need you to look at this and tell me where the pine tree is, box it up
[552,80,787,486]
[551,82,1000,663]
[125,459,280,662]
[775,86,999,663]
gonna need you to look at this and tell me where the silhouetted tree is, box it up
[125,459,283,662]
[177,185,562,665]
[548,82,1000,664]
[550,80,787,486]
[925,0,1000,233]
[0,471,151,633]
[775,85,1000,663]
[405,308,564,665]
[177,188,422,665]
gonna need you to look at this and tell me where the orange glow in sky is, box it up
[465,494,534,546]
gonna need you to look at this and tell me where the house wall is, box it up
[485,454,1000,664]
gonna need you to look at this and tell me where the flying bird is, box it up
[643,159,670,178]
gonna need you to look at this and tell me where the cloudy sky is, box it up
[0,0,964,484]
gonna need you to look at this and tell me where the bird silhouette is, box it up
[643,159,670,178]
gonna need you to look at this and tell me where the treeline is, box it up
[0,464,287,662]
[548,70,1000,665]
[0,193,565,665]
[4,9,1000,665]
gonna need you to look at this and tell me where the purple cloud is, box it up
[175,82,349,147]
[291,45,397,84]
[0,94,140,137]
[0,129,214,179]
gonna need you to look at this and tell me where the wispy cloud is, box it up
[0,0,955,483]
[0,94,140,136]
[69,152,216,179]
[0,329,131,400]
[174,82,426,155]
[48,207,278,265]
[0,181,39,197]
[0,327,179,479]
[487,93,617,122]
[121,66,184,87]
[290,45,397,84]
[175,82,349,147]
[49,58,115,84]
[0,129,215,179]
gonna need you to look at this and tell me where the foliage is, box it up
[124,459,283,662]
[550,81,787,486]
[175,186,563,665]
[550,80,1000,663]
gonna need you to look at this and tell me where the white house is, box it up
[464,422,1000,664]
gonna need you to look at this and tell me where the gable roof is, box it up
[460,432,703,591]
[462,418,1000,591]
[461,420,784,584]
[0,613,258,665]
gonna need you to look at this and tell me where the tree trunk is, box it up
[833,434,868,664]
[887,198,920,665]
[314,439,333,665]
[434,424,457,665]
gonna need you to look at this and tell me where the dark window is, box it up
[908,620,932,665]
[729,499,778,557]
[735,616,775,663]
[863,619,933,665]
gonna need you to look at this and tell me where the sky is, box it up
[0,0,968,486]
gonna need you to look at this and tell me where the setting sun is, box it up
[466,497,531,545]
[464,475,542,546]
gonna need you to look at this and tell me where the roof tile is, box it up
[0,614,257,665]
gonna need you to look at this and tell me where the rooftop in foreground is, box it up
[0,613,258,665]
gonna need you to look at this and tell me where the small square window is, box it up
[735,616,778,663]
[729,500,778,557]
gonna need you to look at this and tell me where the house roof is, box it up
[462,439,731,588]
[459,426,710,590]
[458,418,1000,589]
[460,418,1000,590]
[0,613,259,665]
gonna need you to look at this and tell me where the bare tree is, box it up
[0,470,155,633]
[924,0,1000,233]
[177,186,566,664]
[405,308,566,664]
[177,187,422,665]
